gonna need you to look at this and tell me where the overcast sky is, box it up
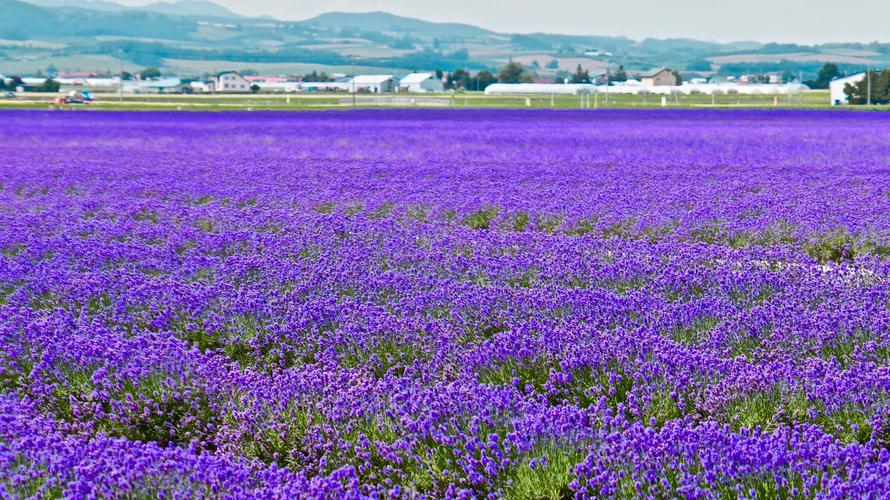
[123,0,887,44]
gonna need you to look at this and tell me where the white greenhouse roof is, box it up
[400,73,436,84]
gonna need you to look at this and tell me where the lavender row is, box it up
[1,109,888,498]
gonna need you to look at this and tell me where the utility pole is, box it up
[350,55,356,107]
[867,66,872,106]
[118,53,123,104]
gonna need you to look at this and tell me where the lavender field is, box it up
[1,109,889,498]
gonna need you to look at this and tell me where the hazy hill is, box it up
[2,0,888,78]
[23,0,244,17]
[139,0,243,18]
[301,11,493,37]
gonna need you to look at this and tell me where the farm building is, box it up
[399,73,444,93]
[122,78,186,94]
[829,73,866,105]
[58,77,119,93]
[349,75,396,93]
[244,76,300,93]
[485,82,808,96]
[189,81,214,93]
[641,68,681,87]
[297,81,352,92]
[484,83,598,95]
[216,71,251,93]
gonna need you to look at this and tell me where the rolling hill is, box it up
[302,11,493,38]
[1,0,888,79]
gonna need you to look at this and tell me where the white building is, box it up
[484,83,598,95]
[216,71,251,93]
[484,82,809,96]
[829,73,866,105]
[122,78,186,94]
[58,77,120,93]
[296,81,352,92]
[399,73,444,93]
[189,81,215,93]
[244,76,301,93]
[349,75,396,93]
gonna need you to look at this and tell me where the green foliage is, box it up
[313,201,336,214]
[535,215,564,235]
[805,63,840,89]
[721,387,877,445]
[507,267,538,288]
[497,62,533,84]
[472,71,497,91]
[821,328,890,368]
[461,206,500,230]
[368,202,395,220]
[669,315,719,346]
[405,204,431,222]
[139,67,162,79]
[601,218,637,239]
[338,339,428,379]
[37,78,60,92]
[134,209,159,223]
[802,229,889,263]
[196,218,216,233]
[234,402,314,469]
[844,69,890,105]
[566,217,600,236]
[503,444,582,500]
[34,364,222,450]
[503,211,530,232]
[569,64,590,84]
[725,328,765,360]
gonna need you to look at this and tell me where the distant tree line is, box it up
[0,76,58,92]
[717,60,865,82]
[445,69,496,90]
[0,76,21,91]
[82,41,485,74]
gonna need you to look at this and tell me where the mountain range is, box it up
[1,0,887,78]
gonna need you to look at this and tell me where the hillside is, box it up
[302,11,493,37]
[1,0,888,78]
[24,0,244,17]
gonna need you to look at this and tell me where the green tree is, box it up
[546,59,560,69]
[671,70,683,85]
[608,65,627,83]
[303,71,332,82]
[250,84,260,93]
[844,69,890,105]
[474,70,497,90]
[5,76,23,91]
[497,61,532,83]
[38,78,60,92]
[806,63,841,89]
[569,64,590,84]
[447,68,471,90]
[139,67,161,79]
[818,63,840,83]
